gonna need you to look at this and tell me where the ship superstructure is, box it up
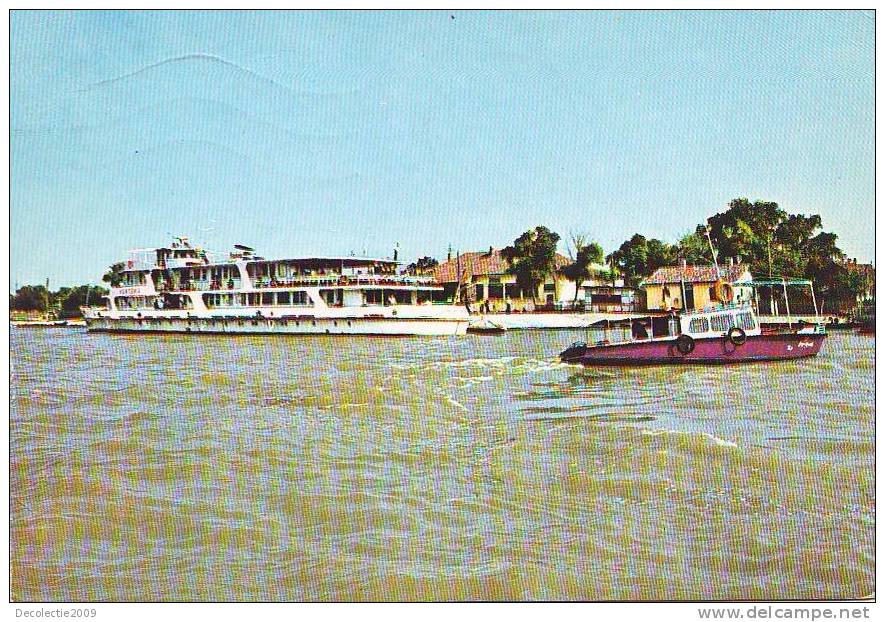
[83,238,469,336]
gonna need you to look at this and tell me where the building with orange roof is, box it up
[432,247,636,312]
[641,261,753,311]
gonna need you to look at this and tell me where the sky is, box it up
[10,10,875,288]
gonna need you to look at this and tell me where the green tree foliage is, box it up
[607,234,676,287]
[501,226,561,302]
[10,284,107,317]
[10,285,50,312]
[102,262,126,287]
[607,197,866,305]
[700,198,862,301]
[646,238,677,273]
[677,230,713,264]
[404,256,439,276]
[55,285,109,318]
[560,234,605,301]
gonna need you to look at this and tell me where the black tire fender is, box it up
[728,326,747,346]
[676,334,695,355]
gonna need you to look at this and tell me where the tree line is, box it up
[468,198,871,305]
[11,197,872,314]
[9,284,109,319]
[605,198,869,302]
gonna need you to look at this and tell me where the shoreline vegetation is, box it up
[10,198,874,322]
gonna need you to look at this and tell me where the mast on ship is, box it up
[702,226,722,282]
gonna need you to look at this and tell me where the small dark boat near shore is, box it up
[11,319,83,328]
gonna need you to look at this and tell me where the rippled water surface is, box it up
[10,329,875,601]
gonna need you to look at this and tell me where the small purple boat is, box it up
[560,303,827,366]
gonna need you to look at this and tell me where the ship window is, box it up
[320,288,342,306]
[262,292,273,305]
[710,313,735,332]
[278,291,291,305]
[384,290,411,305]
[689,318,709,333]
[737,312,755,330]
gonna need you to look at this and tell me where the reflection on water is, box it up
[10,329,874,601]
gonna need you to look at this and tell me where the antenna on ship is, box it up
[702,225,722,281]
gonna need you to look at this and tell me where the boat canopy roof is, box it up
[245,256,399,265]
[733,278,813,287]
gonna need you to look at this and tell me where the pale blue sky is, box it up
[11,10,874,287]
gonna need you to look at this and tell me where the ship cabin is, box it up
[585,303,762,348]
[108,241,442,313]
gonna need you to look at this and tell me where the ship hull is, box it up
[84,315,468,336]
[561,332,827,366]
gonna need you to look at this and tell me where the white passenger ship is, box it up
[82,238,469,336]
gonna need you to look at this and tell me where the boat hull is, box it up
[84,315,468,336]
[561,332,827,366]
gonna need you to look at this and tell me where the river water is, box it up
[9,328,875,601]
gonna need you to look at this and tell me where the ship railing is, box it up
[157,280,242,292]
[249,275,439,288]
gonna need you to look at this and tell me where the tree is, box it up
[646,238,677,274]
[10,285,49,312]
[501,226,561,302]
[677,230,712,264]
[693,198,856,304]
[705,198,786,269]
[404,256,439,276]
[607,234,676,287]
[560,234,605,302]
[102,262,126,288]
[57,285,108,318]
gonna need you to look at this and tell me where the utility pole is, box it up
[767,231,776,315]
[702,227,721,281]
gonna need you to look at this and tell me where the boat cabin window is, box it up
[320,289,343,307]
[710,313,735,332]
[124,272,146,286]
[651,316,676,338]
[203,290,310,308]
[736,312,755,330]
[631,321,649,339]
[689,317,710,334]
[365,289,382,305]
[117,296,147,309]
[386,290,412,305]
[155,293,191,310]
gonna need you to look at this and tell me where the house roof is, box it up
[642,264,750,286]
[433,249,571,283]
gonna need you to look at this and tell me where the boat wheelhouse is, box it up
[83,238,469,336]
